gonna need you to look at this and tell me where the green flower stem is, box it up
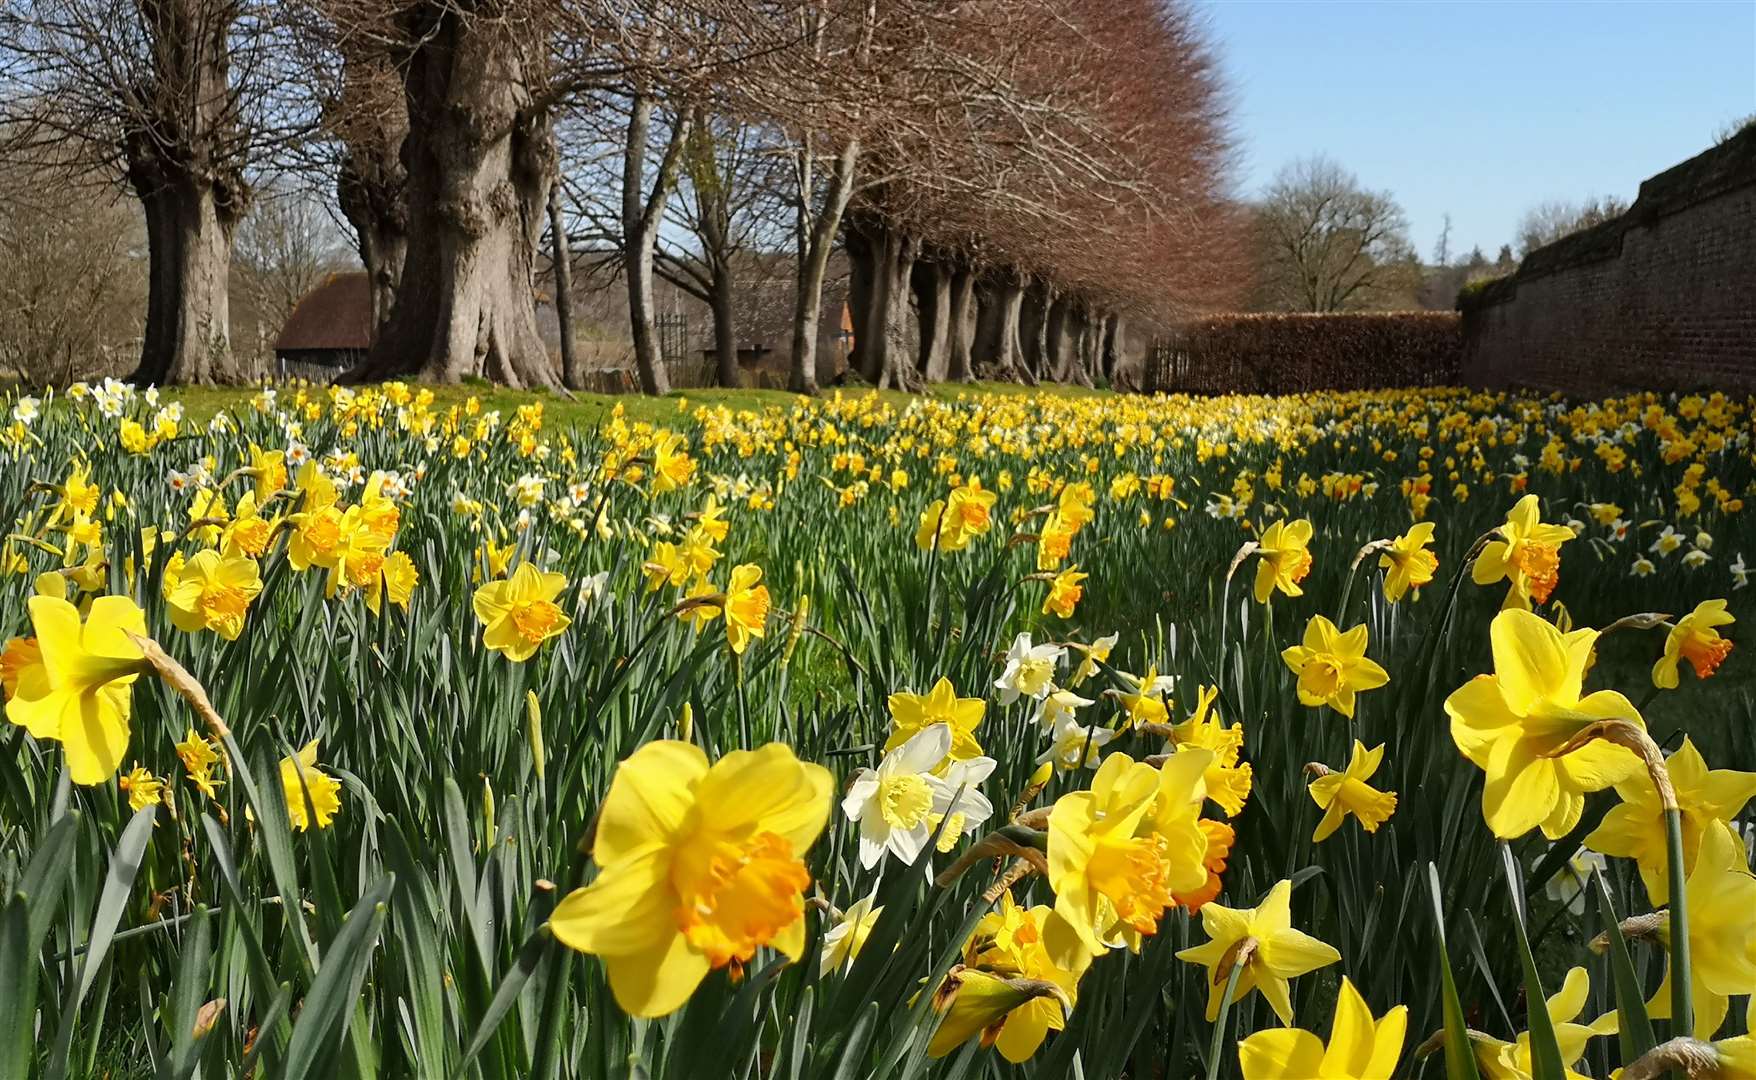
[1205,942,1251,1080]
[1664,805,1692,1040]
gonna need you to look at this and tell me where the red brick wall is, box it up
[1461,131,1756,392]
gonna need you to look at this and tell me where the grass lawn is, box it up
[162,378,1113,429]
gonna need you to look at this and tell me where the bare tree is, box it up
[1514,195,1629,258]
[0,0,314,384]
[234,183,350,345]
[1252,155,1415,312]
[0,153,147,383]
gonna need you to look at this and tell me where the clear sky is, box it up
[1200,0,1756,260]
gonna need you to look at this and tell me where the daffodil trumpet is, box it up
[1539,715,1692,1039]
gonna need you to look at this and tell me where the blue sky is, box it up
[1200,0,1756,260]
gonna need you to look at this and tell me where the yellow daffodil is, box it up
[1108,665,1174,729]
[175,726,224,800]
[887,677,986,760]
[1473,494,1573,609]
[722,563,769,655]
[1380,522,1438,602]
[1584,736,1756,904]
[4,594,147,784]
[1647,821,1756,1038]
[118,764,166,814]
[165,549,262,641]
[472,562,571,662]
[271,740,341,831]
[930,893,1079,1062]
[1281,616,1389,718]
[650,431,695,492]
[1043,750,1211,969]
[1469,966,1617,1079]
[1445,609,1644,839]
[366,550,419,615]
[1308,741,1397,842]
[1068,632,1117,685]
[1042,568,1088,619]
[1170,685,1252,817]
[1254,518,1314,603]
[1653,598,1734,689]
[549,741,831,1018]
[1176,878,1340,1022]
[1238,976,1406,1079]
[1174,818,1233,913]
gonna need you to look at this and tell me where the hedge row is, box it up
[1144,312,1461,394]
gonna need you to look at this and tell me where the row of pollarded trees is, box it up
[0,0,1243,391]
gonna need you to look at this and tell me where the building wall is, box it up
[1460,129,1756,393]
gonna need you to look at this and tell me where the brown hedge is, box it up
[1144,312,1461,394]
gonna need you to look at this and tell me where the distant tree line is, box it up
[0,0,1244,391]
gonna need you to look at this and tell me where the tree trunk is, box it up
[1102,313,1125,384]
[913,258,952,383]
[710,259,739,388]
[335,98,407,342]
[1066,303,1095,388]
[623,93,693,395]
[946,265,975,383]
[845,220,876,381]
[1044,292,1073,382]
[972,272,1030,383]
[547,186,579,390]
[350,11,557,387]
[127,159,243,386]
[790,137,858,395]
[850,219,920,391]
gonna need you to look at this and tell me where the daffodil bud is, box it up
[525,690,545,781]
[678,702,693,744]
[482,777,496,847]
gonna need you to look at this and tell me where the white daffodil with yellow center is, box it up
[843,724,994,868]
[995,633,1065,705]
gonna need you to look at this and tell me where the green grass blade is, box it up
[281,876,394,1080]
[1499,844,1566,1080]
[1590,869,1655,1061]
[1426,863,1482,1080]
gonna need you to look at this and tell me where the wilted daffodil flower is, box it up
[1583,736,1756,904]
[1653,598,1735,689]
[1253,518,1314,603]
[1445,609,1644,840]
[4,591,148,784]
[1281,616,1389,719]
[1473,494,1573,610]
[549,741,831,1018]
[1176,878,1340,1022]
[1239,976,1406,1080]
[1307,740,1397,842]
[472,561,571,662]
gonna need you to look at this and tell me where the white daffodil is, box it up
[1036,719,1114,771]
[994,633,1064,705]
[1650,525,1683,556]
[578,570,611,606]
[1036,687,1095,731]
[820,894,883,976]
[930,756,998,853]
[12,396,40,426]
[1682,548,1711,569]
[1538,845,1605,917]
[1610,518,1631,542]
[843,724,955,869]
[1731,552,1749,589]
[1631,556,1655,577]
[1695,530,1714,551]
